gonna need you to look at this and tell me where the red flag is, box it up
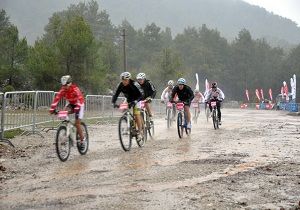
[255,89,261,101]
[260,89,264,100]
[269,88,273,101]
[245,89,249,102]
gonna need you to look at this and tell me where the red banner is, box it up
[269,88,273,101]
[245,89,249,102]
[255,89,261,101]
[260,89,264,100]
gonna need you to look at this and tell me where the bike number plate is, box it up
[58,111,68,120]
[192,102,198,108]
[119,103,128,111]
[176,103,184,110]
[167,102,173,108]
[211,101,217,107]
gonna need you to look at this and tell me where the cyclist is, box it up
[112,72,144,140]
[161,80,176,119]
[49,75,86,149]
[192,89,204,113]
[136,73,156,121]
[204,82,225,125]
[170,78,194,129]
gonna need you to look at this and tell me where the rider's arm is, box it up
[188,86,194,102]
[112,83,122,104]
[218,88,225,100]
[74,86,84,106]
[148,80,156,98]
[170,86,178,102]
[160,87,168,100]
[51,87,64,108]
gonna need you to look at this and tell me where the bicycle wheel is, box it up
[77,122,89,155]
[137,112,146,147]
[177,112,183,138]
[118,116,132,151]
[184,113,191,136]
[55,125,71,162]
[212,110,218,130]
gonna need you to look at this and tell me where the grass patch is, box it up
[4,128,24,139]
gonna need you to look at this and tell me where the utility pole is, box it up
[121,29,127,71]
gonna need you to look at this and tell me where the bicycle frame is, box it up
[57,111,76,143]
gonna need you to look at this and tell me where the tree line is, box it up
[0,1,299,102]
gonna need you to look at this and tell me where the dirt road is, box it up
[1,109,300,209]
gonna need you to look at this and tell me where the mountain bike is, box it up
[54,110,89,162]
[140,100,154,138]
[192,102,200,124]
[210,100,219,129]
[175,102,191,138]
[117,102,147,151]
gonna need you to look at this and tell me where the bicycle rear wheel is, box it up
[56,125,71,162]
[147,118,154,138]
[177,112,184,138]
[77,122,89,155]
[118,116,132,151]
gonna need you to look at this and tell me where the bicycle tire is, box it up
[118,116,132,151]
[76,122,89,155]
[55,125,71,162]
[212,110,218,130]
[193,108,198,124]
[177,112,183,138]
[206,108,210,122]
[148,119,154,138]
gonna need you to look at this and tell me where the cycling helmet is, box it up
[167,80,174,86]
[120,72,131,80]
[177,78,186,85]
[211,82,217,88]
[136,72,146,80]
[61,75,72,85]
[194,89,199,93]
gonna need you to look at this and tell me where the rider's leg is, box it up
[184,105,191,125]
[133,106,143,136]
[73,105,84,142]
[217,101,221,121]
[145,102,152,118]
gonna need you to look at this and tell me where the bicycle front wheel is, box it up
[77,122,89,155]
[212,110,218,130]
[118,116,132,151]
[177,112,183,138]
[56,125,71,162]
[193,108,198,124]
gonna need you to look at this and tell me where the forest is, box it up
[0,1,299,101]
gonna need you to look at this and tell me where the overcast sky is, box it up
[243,0,300,26]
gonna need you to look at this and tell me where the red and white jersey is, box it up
[193,92,204,103]
[51,84,84,107]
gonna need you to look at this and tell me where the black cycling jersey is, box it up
[140,79,156,99]
[171,85,194,104]
[112,79,144,104]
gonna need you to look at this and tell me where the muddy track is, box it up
[1,109,300,209]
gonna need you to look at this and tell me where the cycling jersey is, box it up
[193,92,204,103]
[140,79,156,99]
[51,84,84,108]
[112,79,143,104]
[205,88,225,101]
[171,85,194,105]
[161,86,173,101]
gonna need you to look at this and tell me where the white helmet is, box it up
[120,72,131,80]
[136,72,146,80]
[167,80,174,86]
[177,78,186,85]
[61,75,72,85]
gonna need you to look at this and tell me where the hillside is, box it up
[2,0,300,46]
